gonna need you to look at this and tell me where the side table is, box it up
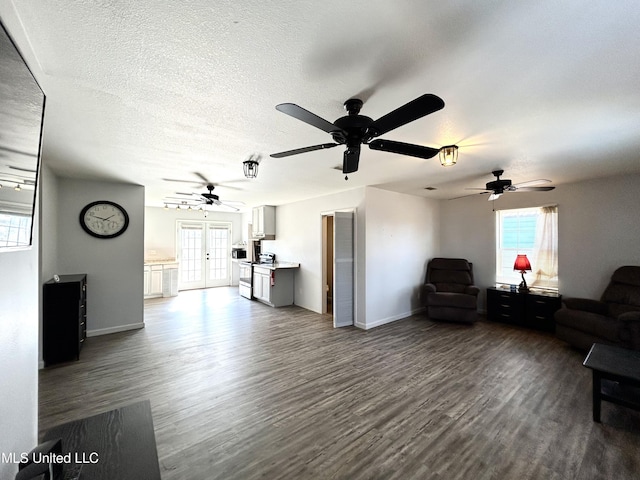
[583,343,640,422]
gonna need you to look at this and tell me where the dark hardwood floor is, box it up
[39,287,640,479]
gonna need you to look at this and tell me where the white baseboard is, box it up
[87,322,145,337]
[359,307,426,330]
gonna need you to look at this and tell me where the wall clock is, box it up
[79,200,130,239]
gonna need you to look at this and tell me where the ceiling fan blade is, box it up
[370,94,445,137]
[195,172,209,183]
[343,146,360,174]
[465,188,491,191]
[368,139,440,159]
[270,143,339,158]
[449,192,490,200]
[162,178,201,184]
[514,186,555,192]
[512,178,552,188]
[275,103,344,134]
[218,202,240,212]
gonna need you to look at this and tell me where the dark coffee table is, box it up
[583,343,640,422]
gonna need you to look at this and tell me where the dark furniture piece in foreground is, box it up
[555,266,640,351]
[42,400,161,480]
[424,258,479,323]
[43,274,87,366]
[583,343,640,422]
[487,287,561,332]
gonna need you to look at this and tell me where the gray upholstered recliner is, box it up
[424,258,479,323]
[555,266,640,351]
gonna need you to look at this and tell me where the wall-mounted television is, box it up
[0,20,45,250]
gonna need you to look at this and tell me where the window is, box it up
[496,206,558,290]
[0,213,32,247]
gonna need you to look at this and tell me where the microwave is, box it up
[232,249,247,259]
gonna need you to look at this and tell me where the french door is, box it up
[177,221,231,290]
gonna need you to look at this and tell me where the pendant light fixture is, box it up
[439,145,458,167]
[243,154,262,179]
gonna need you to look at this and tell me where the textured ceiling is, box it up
[1,1,639,210]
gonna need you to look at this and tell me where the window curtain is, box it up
[531,205,558,288]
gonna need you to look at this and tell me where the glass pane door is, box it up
[178,223,205,290]
[206,224,231,287]
[178,221,231,290]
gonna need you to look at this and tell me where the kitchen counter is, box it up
[144,259,178,266]
[256,262,300,270]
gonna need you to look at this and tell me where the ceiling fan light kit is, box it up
[439,145,458,167]
[271,93,445,177]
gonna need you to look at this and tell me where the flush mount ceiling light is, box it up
[439,145,458,167]
[243,154,262,179]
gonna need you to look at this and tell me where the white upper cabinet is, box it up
[252,206,276,239]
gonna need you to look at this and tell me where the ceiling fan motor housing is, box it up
[332,99,376,145]
[486,169,511,192]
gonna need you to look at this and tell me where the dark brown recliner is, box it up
[424,258,479,323]
[555,266,640,351]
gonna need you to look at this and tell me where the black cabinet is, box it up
[487,287,561,332]
[43,274,87,366]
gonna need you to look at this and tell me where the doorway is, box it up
[323,215,334,315]
[322,211,354,327]
[177,221,231,290]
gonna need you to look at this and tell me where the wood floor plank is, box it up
[39,287,640,479]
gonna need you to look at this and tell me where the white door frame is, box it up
[321,208,357,326]
[176,220,232,290]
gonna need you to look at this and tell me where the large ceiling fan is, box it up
[270,94,445,176]
[459,170,555,201]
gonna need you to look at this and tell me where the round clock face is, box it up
[80,201,130,238]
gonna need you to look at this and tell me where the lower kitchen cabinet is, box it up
[253,265,295,307]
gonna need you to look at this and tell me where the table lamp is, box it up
[513,254,532,293]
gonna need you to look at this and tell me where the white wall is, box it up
[260,186,440,329]
[364,188,440,328]
[440,173,640,309]
[260,188,367,323]
[0,209,39,480]
[54,178,145,336]
[144,207,244,261]
[144,206,244,284]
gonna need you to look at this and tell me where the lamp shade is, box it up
[439,145,458,167]
[513,254,532,272]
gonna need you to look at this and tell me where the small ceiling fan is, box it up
[164,184,244,212]
[458,170,555,201]
[270,93,445,176]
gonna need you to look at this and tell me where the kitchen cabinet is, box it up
[252,264,298,307]
[252,205,276,239]
[43,274,87,366]
[253,266,272,303]
[144,262,178,298]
